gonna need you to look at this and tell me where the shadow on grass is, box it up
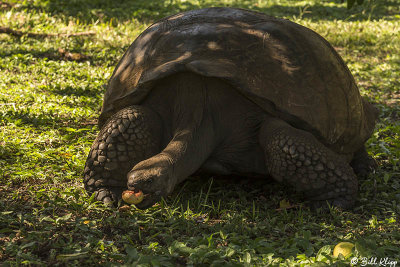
[0,109,97,131]
[0,142,22,167]
[1,110,61,128]
[0,41,125,67]
[1,47,91,63]
[0,174,310,264]
[50,84,103,99]
[174,174,287,214]
[18,0,400,25]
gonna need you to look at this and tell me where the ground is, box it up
[0,0,399,265]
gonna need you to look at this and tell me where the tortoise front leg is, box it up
[259,118,358,210]
[83,105,162,204]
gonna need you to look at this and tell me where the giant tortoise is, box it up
[83,7,377,209]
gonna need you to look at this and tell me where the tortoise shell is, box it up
[100,7,377,154]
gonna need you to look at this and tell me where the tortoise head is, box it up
[126,157,175,209]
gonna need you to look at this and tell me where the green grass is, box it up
[1,0,399,265]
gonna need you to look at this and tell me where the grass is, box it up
[0,0,399,265]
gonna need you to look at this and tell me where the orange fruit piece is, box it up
[122,190,144,204]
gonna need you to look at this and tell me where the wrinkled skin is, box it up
[83,73,375,209]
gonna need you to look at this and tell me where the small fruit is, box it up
[333,242,354,257]
[118,205,131,212]
[122,190,144,204]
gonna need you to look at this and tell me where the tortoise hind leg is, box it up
[259,118,358,210]
[83,105,162,204]
[350,146,377,178]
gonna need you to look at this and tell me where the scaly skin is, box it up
[83,105,161,204]
[259,118,358,209]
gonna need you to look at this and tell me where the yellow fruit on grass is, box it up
[333,242,354,257]
[122,190,144,204]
